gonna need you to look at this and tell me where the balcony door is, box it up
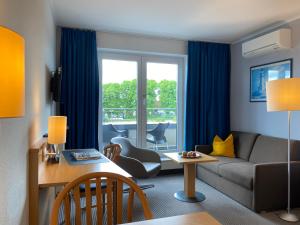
[99,51,185,152]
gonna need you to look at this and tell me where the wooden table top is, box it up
[123,212,221,225]
[164,152,218,164]
[38,152,131,188]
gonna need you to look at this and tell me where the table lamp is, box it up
[0,26,25,117]
[266,77,300,222]
[48,116,67,161]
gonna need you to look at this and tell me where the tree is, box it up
[103,79,176,121]
[159,80,176,108]
[103,83,121,108]
[146,80,159,108]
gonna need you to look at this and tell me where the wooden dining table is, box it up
[29,138,132,225]
[123,212,222,225]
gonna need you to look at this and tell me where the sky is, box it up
[102,59,178,84]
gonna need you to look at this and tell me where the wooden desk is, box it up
[39,150,131,188]
[164,152,217,203]
[29,139,131,225]
[123,212,221,225]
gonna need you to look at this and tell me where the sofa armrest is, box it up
[116,155,148,178]
[253,161,300,212]
[195,145,212,154]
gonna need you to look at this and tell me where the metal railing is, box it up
[103,108,176,123]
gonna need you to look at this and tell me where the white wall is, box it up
[0,0,56,224]
[97,31,187,55]
[231,18,300,140]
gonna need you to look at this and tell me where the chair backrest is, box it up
[111,137,134,156]
[148,122,169,141]
[50,172,153,225]
[103,144,121,162]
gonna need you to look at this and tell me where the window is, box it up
[99,51,186,153]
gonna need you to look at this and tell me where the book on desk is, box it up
[71,150,102,161]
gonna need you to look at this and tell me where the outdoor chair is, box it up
[103,124,129,145]
[146,122,170,151]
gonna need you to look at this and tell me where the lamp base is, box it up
[279,212,299,222]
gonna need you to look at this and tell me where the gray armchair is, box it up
[111,137,161,179]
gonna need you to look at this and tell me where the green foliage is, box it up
[103,79,177,122]
[147,80,159,108]
[159,80,176,108]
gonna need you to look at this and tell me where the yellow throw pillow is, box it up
[210,134,235,158]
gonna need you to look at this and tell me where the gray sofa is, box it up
[196,131,300,212]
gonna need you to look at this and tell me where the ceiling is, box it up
[50,0,300,43]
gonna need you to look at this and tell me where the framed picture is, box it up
[250,59,293,102]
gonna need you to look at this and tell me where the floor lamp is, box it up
[266,77,300,222]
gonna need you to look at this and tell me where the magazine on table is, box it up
[71,150,102,161]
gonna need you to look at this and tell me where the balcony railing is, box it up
[102,108,177,151]
[103,108,176,123]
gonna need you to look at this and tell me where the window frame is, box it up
[98,48,187,152]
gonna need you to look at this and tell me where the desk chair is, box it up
[50,172,153,225]
[79,144,122,206]
[103,144,122,162]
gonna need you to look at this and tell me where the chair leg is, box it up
[138,184,155,190]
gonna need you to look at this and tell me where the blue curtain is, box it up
[60,28,99,150]
[184,41,230,150]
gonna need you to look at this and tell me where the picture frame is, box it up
[250,59,293,102]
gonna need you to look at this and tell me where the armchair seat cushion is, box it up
[197,156,245,175]
[142,162,161,176]
[219,162,254,190]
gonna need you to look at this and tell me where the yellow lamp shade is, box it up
[0,26,25,117]
[266,78,300,112]
[48,116,67,144]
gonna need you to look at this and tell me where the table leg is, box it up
[174,163,206,203]
[184,163,195,197]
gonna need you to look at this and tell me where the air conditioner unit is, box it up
[242,28,291,58]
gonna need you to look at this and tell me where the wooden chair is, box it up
[50,172,153,225]
[80,144,121,195]
[79,144,122,209]
[103,144,122,162]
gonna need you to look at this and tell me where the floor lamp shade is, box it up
[0,26,25,117]
[266,77,300,222]
[266,78,300,112]
[48,116,67,144]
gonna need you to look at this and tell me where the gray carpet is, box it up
[135,174,300,225]
[58,174,300,225]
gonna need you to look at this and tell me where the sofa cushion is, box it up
[211,134,235,158]
[232,131,259,161]
[249,135,300,163]
[197,156,245,175]
[219,162,254,190]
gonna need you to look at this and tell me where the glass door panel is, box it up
[101,59,138,147]
[145,62,178,151]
